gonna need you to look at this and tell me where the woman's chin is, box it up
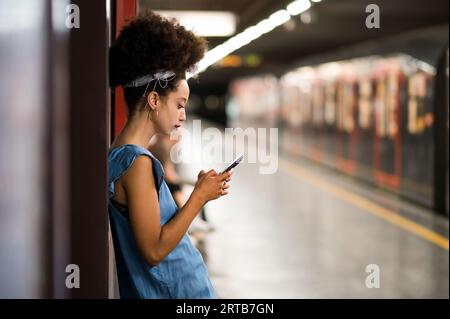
[169,128,182,140]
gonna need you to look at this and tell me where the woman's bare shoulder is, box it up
[121,154,155,188]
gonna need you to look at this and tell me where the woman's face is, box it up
[154,79,189,136]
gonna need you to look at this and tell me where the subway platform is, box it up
[177,122,449,299]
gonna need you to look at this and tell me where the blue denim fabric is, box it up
[108,144,216,299]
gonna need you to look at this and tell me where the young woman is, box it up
[108,11,232,299]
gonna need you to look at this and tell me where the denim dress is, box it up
[108,144,216,299]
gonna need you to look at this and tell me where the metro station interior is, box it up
[0,0,448,299]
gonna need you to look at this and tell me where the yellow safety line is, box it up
[280,158,449,251]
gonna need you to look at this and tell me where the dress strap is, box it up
[108,144,165,200]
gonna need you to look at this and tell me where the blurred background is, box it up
[0,0,448,298]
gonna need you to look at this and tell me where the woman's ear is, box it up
[147,91,159,110]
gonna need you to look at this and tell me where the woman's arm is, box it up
[121,155,230,266]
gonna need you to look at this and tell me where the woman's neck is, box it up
[112,112,156,149]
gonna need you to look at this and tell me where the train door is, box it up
[355,63,376,182]
[322,78,338,167]
[402,68,434,207]
[298,77,314,158]
[280,82,302,156]
[335,69,357,175]
[373,59,403,190]
[310,79,325,162]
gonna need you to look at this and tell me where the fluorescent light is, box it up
[155,10,236,37]
[255,10,290,36]
[256,19,276,34]
[268,10,291,27]
[243,26,263,40]
[286,0,311,16]
[189,0,321,77]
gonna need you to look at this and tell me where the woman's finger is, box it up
[217,172,232,182]
[197,170,205,179]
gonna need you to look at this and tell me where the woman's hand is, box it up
[193,169,232,204]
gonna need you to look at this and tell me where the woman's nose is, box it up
[179,109,186,122]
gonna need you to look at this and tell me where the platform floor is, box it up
[177,121,449,299]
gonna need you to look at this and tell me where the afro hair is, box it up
[109,10,208,88]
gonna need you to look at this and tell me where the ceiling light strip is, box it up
[189,0,317,78]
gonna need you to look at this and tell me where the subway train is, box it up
[228,25,449,215]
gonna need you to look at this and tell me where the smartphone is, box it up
[220,154,244,174]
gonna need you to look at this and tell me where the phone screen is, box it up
[221,155,243,174]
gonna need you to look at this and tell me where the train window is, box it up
[375,78,386,137]
[312,82,324,126]
[299,80,312,125]
[358,79,373,129]
[336,80,355,133]
[386,73,399,138]
[324,81,336,125]
[280,87,289,122]
[284,86,302,126]
[407,72,428,134]
[375,73,399,139]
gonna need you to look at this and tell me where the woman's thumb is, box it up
[198,170,206,179]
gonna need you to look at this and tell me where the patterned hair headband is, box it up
[123,70,177,97]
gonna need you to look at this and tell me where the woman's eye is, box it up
[178,105,185,109]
